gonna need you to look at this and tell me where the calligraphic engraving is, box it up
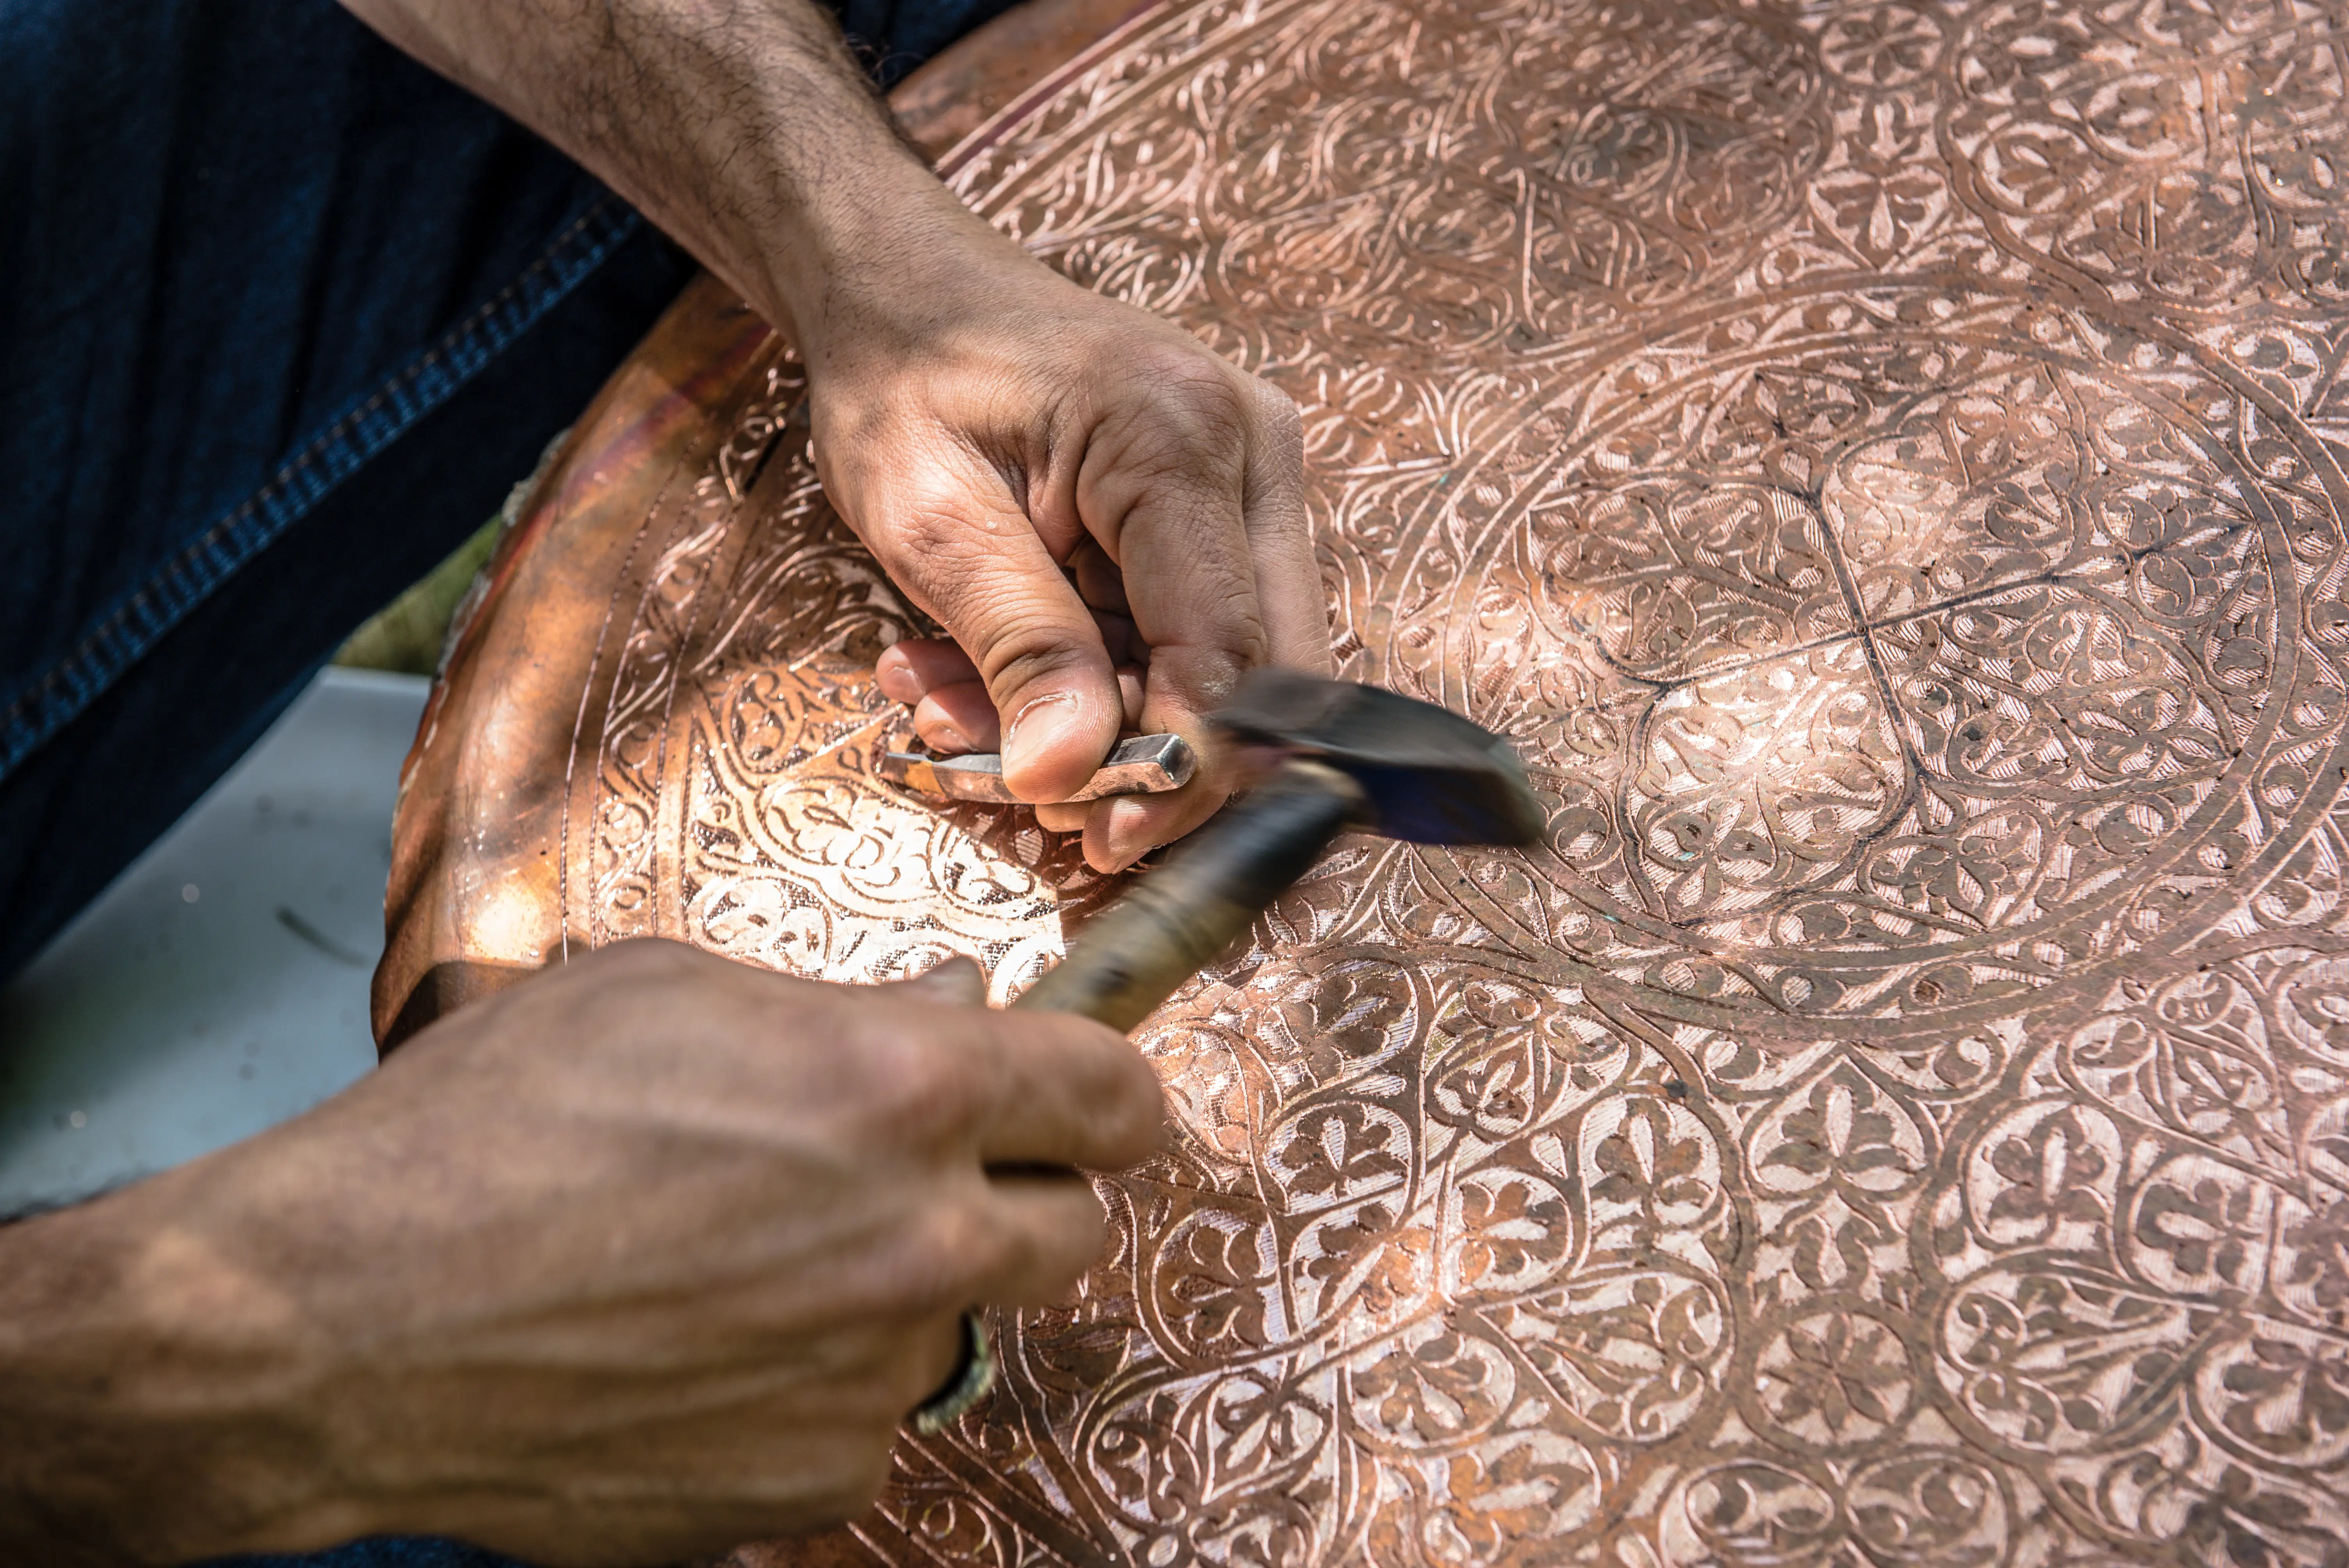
[485,0,2349,1559]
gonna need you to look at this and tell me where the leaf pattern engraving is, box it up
[421,0,2349,1559]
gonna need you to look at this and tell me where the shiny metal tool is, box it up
[1014,671,1543,1031]
[877,732,1196,805]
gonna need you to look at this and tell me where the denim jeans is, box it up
[0,1,1014,1562]
[0,0,1011,984]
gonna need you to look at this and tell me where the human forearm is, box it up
[0,947,1160,1566]
[0,1178,362,1564]
[338,0,1009,357]
[344,0,1331,866]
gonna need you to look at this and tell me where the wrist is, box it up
[0,1171,362,1563]
[754,169,1042,375]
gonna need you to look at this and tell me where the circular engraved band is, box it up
[382,0,2349,1559]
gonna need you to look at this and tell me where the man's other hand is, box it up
[0,942,1164,1567]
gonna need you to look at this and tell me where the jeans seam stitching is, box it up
[0,195,643,782]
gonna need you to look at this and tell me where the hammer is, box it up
[897,672,1542,1429]
[895,670,1544,1031]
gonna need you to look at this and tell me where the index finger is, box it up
[911,996,1167,1171]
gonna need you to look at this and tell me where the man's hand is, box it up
[341,0,1331,872]
[829,243,1327,869]
[0,942,1163,1566]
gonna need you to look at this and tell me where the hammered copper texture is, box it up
[384,0,2349,1560]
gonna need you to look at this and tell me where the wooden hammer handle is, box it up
[1012,761,1364,1031]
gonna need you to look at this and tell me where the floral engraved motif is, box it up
[1754,1308,1915,1447]
[490,0,2349,1559]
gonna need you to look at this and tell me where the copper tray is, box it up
[379,0,2349,1561]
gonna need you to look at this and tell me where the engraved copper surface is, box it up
[381,0,2349,1560]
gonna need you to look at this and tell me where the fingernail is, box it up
[1003,693,1080,783]
[1035,803,1091,836]
[877,662,921,703]
[927,720,968,753]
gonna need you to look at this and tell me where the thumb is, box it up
[864,462,1122,803]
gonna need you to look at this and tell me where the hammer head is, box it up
[1213,670,1545,847]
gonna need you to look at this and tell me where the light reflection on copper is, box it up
[383,0,2349,1560]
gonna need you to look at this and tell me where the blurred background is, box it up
[0,492,512,1216]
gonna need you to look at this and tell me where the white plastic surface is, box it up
[0,668,430,1216]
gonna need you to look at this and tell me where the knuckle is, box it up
[1206,596,1272,669]
[847,1032,986,1151]
[1251,378,1305,444]
[539,938,711,1042]
[872,499,991,576]
[1119,352,1252,467]
[977,624,1101,701]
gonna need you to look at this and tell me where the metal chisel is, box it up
[877,732,1195,805]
